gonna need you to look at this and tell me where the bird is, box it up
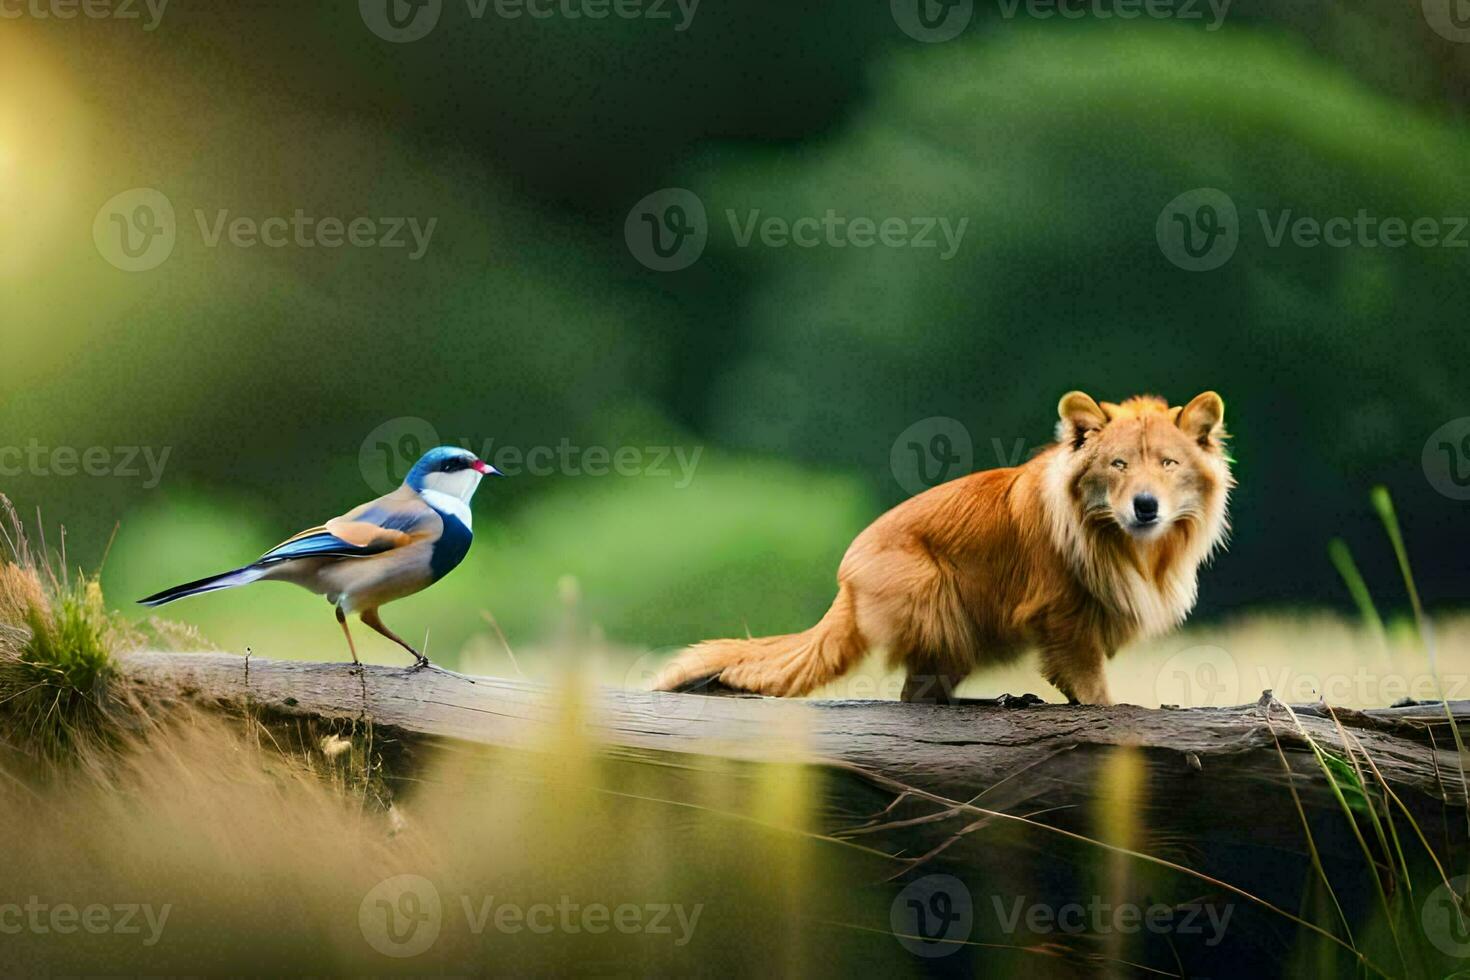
[139,446,499,668]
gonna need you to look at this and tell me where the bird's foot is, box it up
[407,657,478,684]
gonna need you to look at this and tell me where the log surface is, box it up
[118,651,1469,804]
[117,651,1470,975]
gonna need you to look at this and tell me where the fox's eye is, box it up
[1161,458,1179,469]
[1110,459,1127,470]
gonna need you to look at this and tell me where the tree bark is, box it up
[117,651,1470,977]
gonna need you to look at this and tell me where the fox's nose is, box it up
[1133,493,1159,523]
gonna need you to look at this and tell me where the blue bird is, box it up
[139,446,499,668]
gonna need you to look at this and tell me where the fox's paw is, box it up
[654,671,754,696]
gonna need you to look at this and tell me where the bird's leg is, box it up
[336,605,362,671]
[361,608,429,668]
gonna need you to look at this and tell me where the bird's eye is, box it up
[1110,458,1127,470]
[1161,458,1179,469]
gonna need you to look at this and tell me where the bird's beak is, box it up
[472,459,501,476]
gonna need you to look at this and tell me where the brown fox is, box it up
[653,391,1232,705]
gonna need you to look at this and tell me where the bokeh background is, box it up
[3,2,1469,694]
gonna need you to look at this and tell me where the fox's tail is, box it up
[652,584,865,697]
[137,565,268,607]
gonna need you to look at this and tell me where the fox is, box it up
[653,391,1232,706]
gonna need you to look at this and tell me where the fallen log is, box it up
[118,651,1470,976]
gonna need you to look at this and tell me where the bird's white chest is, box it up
[420,488,473,530]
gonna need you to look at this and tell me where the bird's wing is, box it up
[256,489,439,565]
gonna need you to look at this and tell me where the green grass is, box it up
[0,495,134,770]
[1267,486,1470,978]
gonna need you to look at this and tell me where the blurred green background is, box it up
[3,3,1469,666]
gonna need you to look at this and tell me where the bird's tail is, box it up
[137,565,268,607]
[652,584,865,697]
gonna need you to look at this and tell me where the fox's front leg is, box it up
[1040,641,1113,706]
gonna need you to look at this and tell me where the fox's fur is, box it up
[653,391,1232,705]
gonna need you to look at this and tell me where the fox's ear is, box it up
[1177,391,1225,449]
[1056,391,1108,449]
